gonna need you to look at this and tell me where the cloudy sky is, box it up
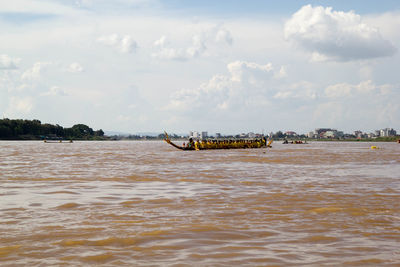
[1,0,400,134]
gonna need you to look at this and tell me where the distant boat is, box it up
[44,140,73,143]
[283,140,307,144]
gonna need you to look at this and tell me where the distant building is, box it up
[215,133,221,138]
[189,131,193,137]
[285,131,297,137]
[248,132,255,138]
[314,128,335,138]
[354,130,363,139]
[307,131,315,138]
[193,131,200,138]
[323,131,336,138]
[201,131,208,139]
[380,128,396,137]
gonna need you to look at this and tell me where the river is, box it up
[0,141,399,266]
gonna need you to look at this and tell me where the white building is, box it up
[323,131,336,138]
[380,128,396,137]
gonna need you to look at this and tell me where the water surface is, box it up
[1,141,399,266]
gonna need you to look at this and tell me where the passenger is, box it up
[195,140,200,150]
[187,138,194,149]
[200,140,206,150]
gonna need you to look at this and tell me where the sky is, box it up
[1,0,400,135]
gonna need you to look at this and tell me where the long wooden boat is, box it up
[282,140,308,144]
[163,131,272,150]
[44,140,73,143]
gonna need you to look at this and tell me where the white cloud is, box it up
[152,35,187,60]
[227,61,273,83]
[317,80,400,129]
[0,0,80,16]
[186,34,207,58]
[325,80,380,98]
[325,83,353,98]
[0,55,21,69]
[41,86,68,96]
[74,0,156,10]
[165,60,282,113]
[284,5,397,61]
[152,34,208,61]
[8,96,34,114]
[97,34,137,53]
[215,28,233,45]
[21,62,51,81]
[67,62,83,73]
[152,26,233,61]
[274,66,287,79]
[274,81,317,100]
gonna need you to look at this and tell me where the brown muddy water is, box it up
[0,141,399,266]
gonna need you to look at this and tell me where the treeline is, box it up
[0,119,105,140]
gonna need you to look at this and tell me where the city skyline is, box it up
[1,1,400,134]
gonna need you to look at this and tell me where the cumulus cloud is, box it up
[325,80,382,98]
[8,96,34,114]
[186,34,207,58]
[152,35,208,61]
[21,62,52,81]
[41,86,68,96]
[274,81,317,100]
[0,55,21,69]
[165,60,284,113]
[152,36,187,60]
[284,5,397,61]
[215,28,233,45]
[97,34,137,53]
[227,61,273,83]
[67,62,83,73]
[314,80,400,128]
[152,26,233,61]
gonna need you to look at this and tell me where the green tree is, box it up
[70,124,94,138]
[95,129,104,136]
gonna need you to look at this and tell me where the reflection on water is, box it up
[1,141,399,266]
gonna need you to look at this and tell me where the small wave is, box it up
[44,191,79,195]
[29,203,42,207]
[303,235,338,243]
[343,258,384,265]
[82,253,114,263]
[309,207,343,213]
[55,203,80,209]
[58,237,137,247]
[141,230,169,237]
[0,245,22,257]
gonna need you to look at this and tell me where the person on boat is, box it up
[187,138,194,149]
[200,140,207,150]
[194,140,200,150]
